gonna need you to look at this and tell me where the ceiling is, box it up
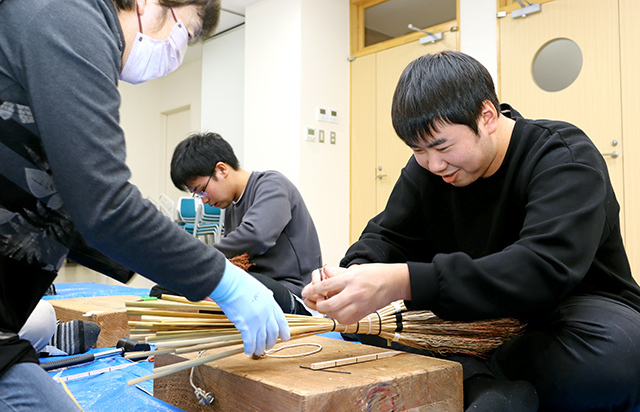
[215,0,258,35]
[184,0,258,62]
[215,0,457,37]
[185,0,455,60]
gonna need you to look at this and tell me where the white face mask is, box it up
[120,9,189,85]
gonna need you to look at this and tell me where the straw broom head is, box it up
[375,310,526,356]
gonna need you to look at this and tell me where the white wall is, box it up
[119,52,203,202]
[298,0,350,266]
[244,0,302,181]
[241,0,350,265]
[460,0,498,85]
[119,81,161,199]
[201,26,246,163]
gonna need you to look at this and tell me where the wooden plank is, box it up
[49,295,141,348]
[154,336,463,412]
[310,350,399,369]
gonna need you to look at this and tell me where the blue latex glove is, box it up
[209,259,290,356]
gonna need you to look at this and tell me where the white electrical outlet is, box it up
[330,131,336,144]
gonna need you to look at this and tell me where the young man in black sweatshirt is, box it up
[303,51,640,412]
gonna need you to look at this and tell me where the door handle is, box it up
[601,151,619,159]
[376,174,387,179]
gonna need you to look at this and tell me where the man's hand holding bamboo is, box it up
[302,263,412,325]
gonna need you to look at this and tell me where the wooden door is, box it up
[162,107,192,204]
[350,32,458,243]
[500,0,640,281]
[500,0,623,226]
[350,53,378,243]
[375,36,458,210]
[619,0,640,278]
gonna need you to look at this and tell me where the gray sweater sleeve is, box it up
[214,173,292,258]
[4,0,225,300]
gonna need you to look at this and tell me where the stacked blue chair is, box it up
[177,197,203,237]
[158,193,176,221]
[197,203,224,244]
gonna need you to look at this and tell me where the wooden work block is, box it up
[154,336,463,412]
[48,295,141,348]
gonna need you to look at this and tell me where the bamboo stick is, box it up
[125,300,217,312]
[127,346,244,385]
[124,338,244,360]
[159,294,222,309]
[126,308,226,319]
[153,333,241,349]
[310,351,401,370]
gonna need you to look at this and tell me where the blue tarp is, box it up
[37,282,343,411]
[43,282,151,300]
[42,349,183,412]
[38,283,184,411]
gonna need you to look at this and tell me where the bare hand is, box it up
[301,263,411,325]
[302,265,347,308]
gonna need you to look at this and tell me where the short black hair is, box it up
[170,132,240,192]
[391,51,501,146]
[112,0,221,41]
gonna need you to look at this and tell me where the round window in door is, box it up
[532,38,583,92]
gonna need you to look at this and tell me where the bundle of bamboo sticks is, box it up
[124,295,525,385]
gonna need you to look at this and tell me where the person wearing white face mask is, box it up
[119,4,190,84]
[0,0,290,409]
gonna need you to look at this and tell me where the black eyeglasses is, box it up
[191,170,214,198]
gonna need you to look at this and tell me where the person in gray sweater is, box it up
[0,0,288,408]
[160,132,322,315]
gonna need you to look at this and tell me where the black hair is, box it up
[391,51,500,146]
[112,0,221,41]
[170,132,240,192]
